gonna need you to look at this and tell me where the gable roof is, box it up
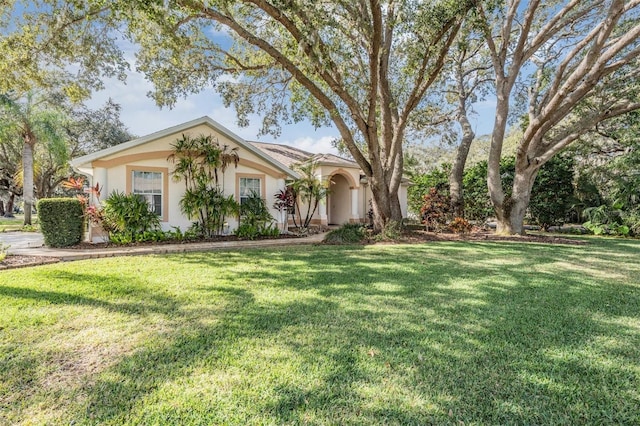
[71,116,298,178]
[249,141,359,169]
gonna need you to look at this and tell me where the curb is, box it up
[5,233,326,263]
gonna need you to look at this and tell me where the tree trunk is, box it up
[4,193,15,218]
[495,166,537,235]
[449,113,475,218]
[22,141,35,225]
[0,200,4,216]
[487,84,512,231]
[389,189,403,224]
[369,175,402,232]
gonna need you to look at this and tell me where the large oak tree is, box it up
[478,0,640,234]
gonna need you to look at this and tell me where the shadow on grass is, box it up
[0,283,179,316]
[10,239,640,424]
[75,289,342,423]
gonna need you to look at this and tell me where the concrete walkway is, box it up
[8,232,327,261]
[0,231,45,250]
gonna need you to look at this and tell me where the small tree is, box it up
[273,186,295,232]
[289,161,328,230]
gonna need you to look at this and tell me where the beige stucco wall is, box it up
[298,163,408,226]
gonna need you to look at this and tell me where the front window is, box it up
[132,170,163,215]
[239,177,261,205]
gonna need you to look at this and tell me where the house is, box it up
[71,116,408,239]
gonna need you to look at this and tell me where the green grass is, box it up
[0,214,38,232]
[0,216,22,232]
[1,238,639,424]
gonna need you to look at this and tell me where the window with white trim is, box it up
[239,177,261,205]
[132,170,163,216]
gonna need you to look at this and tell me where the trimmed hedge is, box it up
[38,198,84,247]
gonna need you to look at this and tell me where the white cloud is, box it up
[285,136,339,155]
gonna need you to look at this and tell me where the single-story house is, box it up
[71,116,408,240]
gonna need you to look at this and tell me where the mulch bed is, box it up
[393,230,588,246]
[0,255,61,270]
[0,230,587,270]
[67,232,304,250]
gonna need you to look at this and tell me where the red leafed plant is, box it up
[420,187,452,232]
[448,217,472,234]
[61,176,86,191]
[61,177,104,224]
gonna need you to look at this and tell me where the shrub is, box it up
[37,198,84,247]
[624,210,640,236]
[528,156,576,229]
[462,161,494,221]
[237,191,276,239]
[407,166,450,216]
[448,217,472,234]
[374,220,403,242]
[234,223,261,240]
[102,191,161,240]
[274,187,295,230]
[582,203,636,236]
[261,223,281,237]
[240,191,273,225]
[462,156,577,226]
[324,223,367,244]
[234,222,280,240]
[420,188,452,232]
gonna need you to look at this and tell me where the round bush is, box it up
[38,198,84,247]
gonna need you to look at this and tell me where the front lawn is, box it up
[0,214,37,232]
[0,216,23,232]
[1,238,639,424]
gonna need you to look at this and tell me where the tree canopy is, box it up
[0,0,127,100]
[4,0,640,234]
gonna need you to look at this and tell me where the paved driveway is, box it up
[0,232,44,252]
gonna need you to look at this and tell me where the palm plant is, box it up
[289,160,329,230]
[102,191,160,239]
[0,92,68,225]
[169,134,240,236]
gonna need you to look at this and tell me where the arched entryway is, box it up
[328,173,351,225]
